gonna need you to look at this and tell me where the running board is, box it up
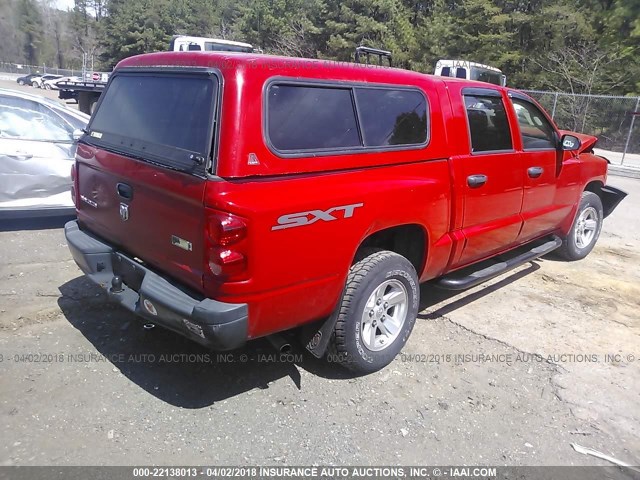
[436,236,562,291]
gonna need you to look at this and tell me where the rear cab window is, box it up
[266,81,428,156]
[84,69,219,176]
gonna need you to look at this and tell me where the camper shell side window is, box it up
[265,79,429,158]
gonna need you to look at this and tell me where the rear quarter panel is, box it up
[205,162,453,338]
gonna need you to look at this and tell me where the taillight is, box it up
[208,248,247,277]
[208,214,246,245]
[70,163,77,206]
[207,212,248,281]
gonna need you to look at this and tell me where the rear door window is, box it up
[464,94,512,153]
[86,71,218,175]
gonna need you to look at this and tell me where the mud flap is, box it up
[601,185,627,218]
[303,308,341,358]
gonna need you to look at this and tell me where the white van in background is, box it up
[170,35,255,53]
[435,59,507,86]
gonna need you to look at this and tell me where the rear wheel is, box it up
[330,250,419,374]
[557,191,603,261]
[78,92,99,115]
[31,81,38,88]
[44,83,51,90]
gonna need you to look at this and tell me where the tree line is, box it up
[1,0,638,95]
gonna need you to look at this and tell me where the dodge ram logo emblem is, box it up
[119,203,129,221]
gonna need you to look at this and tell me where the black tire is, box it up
[78,92,99,115]
[89,97,98,114]
[557,191,603,261]
[330,250,419,374]
[17,80,24,86]
[31,81,38,88]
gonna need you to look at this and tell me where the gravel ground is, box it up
[0,80,638,468]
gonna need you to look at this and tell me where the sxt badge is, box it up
[272,203,364,231]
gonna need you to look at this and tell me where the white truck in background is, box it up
[169,35,255,53]
[57,36,257,115]
[434,59,507,86]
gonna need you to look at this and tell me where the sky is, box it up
[55,0,76,10]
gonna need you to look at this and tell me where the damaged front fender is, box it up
[601,185,627,218]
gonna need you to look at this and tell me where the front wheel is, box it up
[44,83,51,90]
[557,191,603,261]
[17,80,24,86]
[330,250,419,374]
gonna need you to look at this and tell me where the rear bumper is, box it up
[64,220,248,350]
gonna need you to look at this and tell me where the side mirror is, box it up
[72,129,83,141]
[561,134,581,151]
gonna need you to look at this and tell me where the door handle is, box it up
[116,183,133,200]
[467,174,488,188]
[528,166,544,178]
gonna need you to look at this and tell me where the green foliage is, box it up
[99,0,175,67]
[18,0,43,65]
[233,0,325,57]
[1,0,638,95]
[321,0,417,66]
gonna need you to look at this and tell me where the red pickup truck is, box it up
[64,52,626,373]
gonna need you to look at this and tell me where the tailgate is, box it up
[75,68,220,292]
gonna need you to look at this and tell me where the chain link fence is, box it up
[522,89,640,168]
[0,61,79,78]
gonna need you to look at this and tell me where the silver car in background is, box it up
[43,76,82,91]
[0,88,89,218]
[30,74,63,89]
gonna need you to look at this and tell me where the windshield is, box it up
[470,67,503,86]
[86,72,218,175]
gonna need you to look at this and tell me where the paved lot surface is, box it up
[594,149,640,170]
[0,175,637,468]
